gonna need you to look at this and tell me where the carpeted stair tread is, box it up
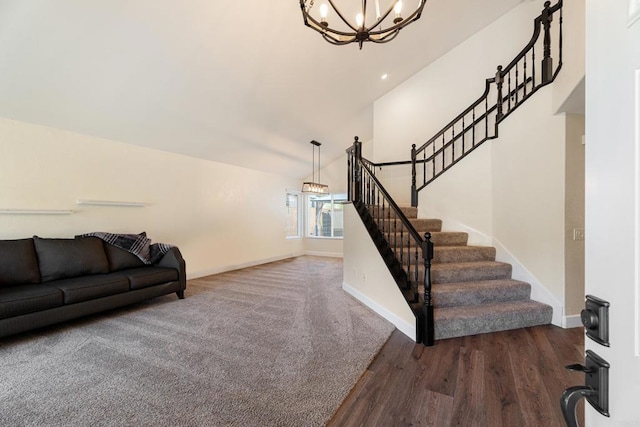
[434,300,553,340]
[396,245,496,266]
[432,279,531,307]
[431,261,512,283]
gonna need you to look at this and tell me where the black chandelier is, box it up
[299,0,427,49]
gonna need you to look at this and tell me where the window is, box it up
[285,192,301,239]
[307,193,347,238]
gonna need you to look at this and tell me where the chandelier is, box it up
[299,0,427,49]
[302,140,329,194]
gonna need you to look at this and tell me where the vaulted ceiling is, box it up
[0,0,528,178]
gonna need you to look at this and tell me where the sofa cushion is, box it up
[33,236,109,282]
[104,244,146,272]
[0,285,63,319]
[0,239,41,287]
[112,267,179,290]
[51,274,130,304]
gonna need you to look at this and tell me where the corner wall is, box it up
[0,117,304,278]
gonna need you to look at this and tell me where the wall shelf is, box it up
[76,199,146,207]
[0,209,74,215]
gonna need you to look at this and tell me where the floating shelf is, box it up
[0,209,74,215]
[76,199,146,207]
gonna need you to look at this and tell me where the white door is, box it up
[585,0,640,425]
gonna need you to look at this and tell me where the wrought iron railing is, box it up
[347,137,435,345]
[407,0,563,206]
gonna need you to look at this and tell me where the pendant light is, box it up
[302,140,329,194]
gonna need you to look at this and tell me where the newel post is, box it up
[541,1,553,84]
[495,65,504,121]
[422,232,435,346]
[353,136,362,204]
[411,144,418,207]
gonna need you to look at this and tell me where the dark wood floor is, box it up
[329,325,584,427]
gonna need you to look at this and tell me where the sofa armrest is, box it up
[156,247,186,291]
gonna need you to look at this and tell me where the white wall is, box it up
[552,0,586,114]
[564,113,585,317]
[0,117,304,278]
[491,89,566,315]
[343,204,415,340]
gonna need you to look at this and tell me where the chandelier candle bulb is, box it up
[320,3,328,25]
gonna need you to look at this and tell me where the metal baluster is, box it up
[393,212,397,254]
[462,115,465,155]
[532,44,536,88]
[558,5,563,74]
[472,106,476,147]
[381,199,385,233]
[524,54,528,97]
[431,149,435,183]
[387,199,391,243]
[508,68,512,112]
[376,188,380,223]
[496,65,504,121]
[451,126,455,165]
[411,144,417,208]
[515,62,519,104]
[422,150,426,189]
[400,224,404,266]
[407,235,412,281]
[441,134,445,174]
[485,92,488,140]
[413,245,420,302]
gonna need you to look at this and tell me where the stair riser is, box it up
[434,305,553,340]
[397,246,496,264]
[386,232,469,247]
[433,283,531,307]
[367,206,418,219]
[377,218,442,232]
[431,264,512,283]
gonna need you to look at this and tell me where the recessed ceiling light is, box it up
[381,74,388,80]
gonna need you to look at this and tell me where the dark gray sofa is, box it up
[0,236,186,338]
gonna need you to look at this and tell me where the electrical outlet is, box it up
[573,228,585,240]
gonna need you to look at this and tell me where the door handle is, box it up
[560,351,609,427]
[561,386,598,427]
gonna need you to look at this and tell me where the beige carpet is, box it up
[0,256,394,426]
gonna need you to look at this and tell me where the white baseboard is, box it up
[562,314,583,329]
[342,281,416,341]
[304,251,344,258]
[187,252,305,279]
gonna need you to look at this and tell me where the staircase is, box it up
[398,207,552,340]
[346,0,563,345]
